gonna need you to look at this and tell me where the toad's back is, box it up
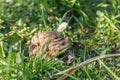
[29,31,70,58]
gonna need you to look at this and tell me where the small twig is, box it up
[53,53,120,79]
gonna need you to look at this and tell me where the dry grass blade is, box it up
[53,53,120,79]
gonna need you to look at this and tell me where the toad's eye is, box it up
[55,36,58,39]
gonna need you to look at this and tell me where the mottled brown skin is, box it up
[29,31,71,59]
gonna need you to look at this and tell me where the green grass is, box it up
[0,0,120,80]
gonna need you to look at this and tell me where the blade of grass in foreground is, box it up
[0,41,5,57]
[84,68,92,80]
[99,60,120,80]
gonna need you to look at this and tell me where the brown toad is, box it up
[28,30,71,59]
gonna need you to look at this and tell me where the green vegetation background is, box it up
[0,0,120,80]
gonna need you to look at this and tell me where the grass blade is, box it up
[99,60,120,80]
[0,41,5,57]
